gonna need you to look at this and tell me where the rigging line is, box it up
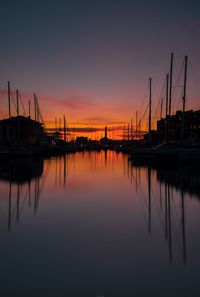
[19,93,27,116]
[152,99,161,129]
[138,81,149,120]
[172,63,184,106]
[138,103,149,127]
[10,184,24,219]
[39,160,51,196]
[188,58,200,110]
[151,187,166,235]
[38,108,45,125]
[19,188,29,217]
[171,59,185,113]
[188,57,200,86]
[129,168,149,208]
[10,91,17,113]
[163,190,183,251]
[152,76,167,127]
[169,199,183,251]
[174,92,183,112]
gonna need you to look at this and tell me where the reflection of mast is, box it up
[63,155,67,187]
[104,150,107,166]
[181,191,187,264]
[34,179,37,214]
[164,183,168,239]
[55,157,58,186]
[135,167,138,193]
[168,185,173,262]
[159,183,163,210]
[16,184,20,222]
[8,182,12,231]
[28,180,31,207]
[59,156,62,186]
[34,179,40,214]
[148,167,151,233]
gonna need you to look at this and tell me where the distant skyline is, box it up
[0,0,200,129]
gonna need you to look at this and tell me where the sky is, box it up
[0,0,200,133]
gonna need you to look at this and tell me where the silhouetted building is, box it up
[76,136,88,144]
[0,116,44,145]
[157,109,200,142]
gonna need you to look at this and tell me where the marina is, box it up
[1,1,200,295]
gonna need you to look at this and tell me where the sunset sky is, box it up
[0,0,200,134]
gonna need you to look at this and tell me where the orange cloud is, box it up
[41,95,95,110]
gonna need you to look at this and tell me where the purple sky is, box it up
[0,0,200,127]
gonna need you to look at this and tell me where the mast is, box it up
[165,73,169,142]
[8,81,11,118]
[149,77,152,134]
[131,118,133,140]
[148,167,151,233]
[168,53,174,142]
[36,96,40,122]
[16,89,19,116]
[127,123,130,141]
[64,115,67,142]
[34,93,37,121]
[136,111,138,137]
[181,55,188,143]
[55,117,57,132]
[160,97,163,120]
[28,100,31,117]
[168,53,173,117]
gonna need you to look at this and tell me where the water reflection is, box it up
[0,151,200,295]
[0,158,44,231]
[128,162,200,266]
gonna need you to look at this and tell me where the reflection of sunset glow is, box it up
[1,150,200,293]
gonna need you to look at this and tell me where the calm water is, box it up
[0,151,200,297]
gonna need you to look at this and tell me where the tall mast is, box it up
[28,100,31,117]
[16,89,19,116]
[55,117,57,132]
[127,123,130,141]
[168,53,174,142]
[131,118,133,140]
[136,110,138,137]
[149,77,152,133]
[8,81,11,118]
[160,97,163,119]
[168,53,173,117]
[165,74,169,142]
[64,115,67,142]
[34,93,37,121]
[36,96,40,122]
[181,56,188,143]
